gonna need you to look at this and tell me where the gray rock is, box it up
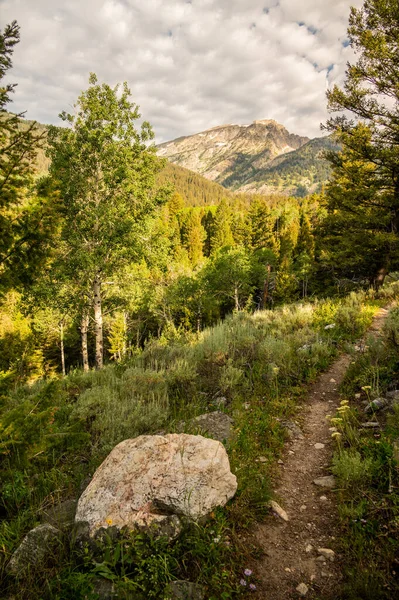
[365,398,389,413]
[386,390,399,400]
[41,499,77,530]
[212,396,227,408]
[360,422,381,429]
[317,548,335,561]
[269,500,289,522]
[296,582,309,596]
[281,420,304,440]
[189,411,234,444]
[93,578,118,600]
[7,524,62,577]
[165,580,205,600]
[313,475,336,489]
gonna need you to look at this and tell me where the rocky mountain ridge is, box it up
[158,119,336,196]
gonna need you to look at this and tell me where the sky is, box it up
[1,0,362,142]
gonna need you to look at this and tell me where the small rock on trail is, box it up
[314,475,336,489]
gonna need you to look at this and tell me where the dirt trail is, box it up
[249,307,389,600]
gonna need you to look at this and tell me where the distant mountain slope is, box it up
[156,162,234,206]
[238,136,339,197]
[158,120,336,196]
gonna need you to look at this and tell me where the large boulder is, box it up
[75,434,237,537]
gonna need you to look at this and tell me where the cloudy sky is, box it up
[2,0,362,142]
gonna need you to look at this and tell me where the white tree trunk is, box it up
[80,312,90,372]
[93,275,103,369]
[234,285,239,311]
[60,320,66,377]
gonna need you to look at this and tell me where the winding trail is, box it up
[249,307,389,600]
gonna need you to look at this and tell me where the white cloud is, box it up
[2,0,363,141]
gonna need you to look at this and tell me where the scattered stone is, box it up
[277,459,284,465]
[269,500,289,522]
[314,443,325,450]
[360,422,381,428]
[328,427,337,433]
[166,580,205,600]
[319,496,328,502]
[285,567,292,573]
[243,402,251,410]
[75,434,237,537]
[296,582,309,596]
[7,524,62,577]
[281,420,304,440]
[310,575,316,582]
[321,571,329,578]
[289,450,295,455]
[188,412,234,444]
[300,505,307,512]
[317,548,335,562]
[40,499,77,530]
[386,390,399,401]
[365,398,389,413]
[257,456,268,463]
[93,578,117,600]
[316,555,326,563]
[313,475,336,489]
[305,544,313,553]
[324,324,336,330]
[330,378,336,383]
[354,393,361,399]
[213,396,227,408]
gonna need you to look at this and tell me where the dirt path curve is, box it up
[249,307,390,600]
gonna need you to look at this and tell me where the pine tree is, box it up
[0,21,47,291]
[211,198,234,252]
[324,0,399,287]
[184,210,205,267]
[248,196,278,252]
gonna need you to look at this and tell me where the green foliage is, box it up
[0,21,51,292]
[330,301,399,599]
[324,0,399,287]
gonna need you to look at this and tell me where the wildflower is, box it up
[361,385,371,391]
[331,432,342,439]
[106,518,113,526]
[213,536,221,543]
[249,583,257,591]
[244,569,253,577]
[240,579,247,586]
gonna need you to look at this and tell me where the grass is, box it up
[330,299,399,600]
[0,290,383,599]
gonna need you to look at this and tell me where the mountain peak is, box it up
[157,119,309,189]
